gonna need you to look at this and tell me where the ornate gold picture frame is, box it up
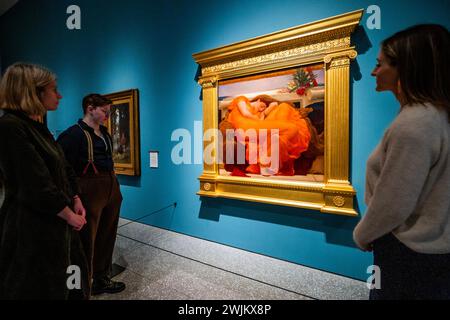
[104,89,141,176]
[193,10,363,216]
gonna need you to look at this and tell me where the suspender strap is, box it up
[105,133,113,155]
[77,124,99,176]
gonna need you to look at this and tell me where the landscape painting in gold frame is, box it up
[193,10,364,216]
[104,89,141,176]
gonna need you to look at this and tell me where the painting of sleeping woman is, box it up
[218,64,324,182]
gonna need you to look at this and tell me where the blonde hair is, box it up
[251,94,295,108]
[250,94,278,105]
[0,63,56,117]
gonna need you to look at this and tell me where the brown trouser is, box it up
[78,171,122,290]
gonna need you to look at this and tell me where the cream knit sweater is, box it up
[354,103,450,254]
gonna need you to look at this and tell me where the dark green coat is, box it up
[0,109,87,299]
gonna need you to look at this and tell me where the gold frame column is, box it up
[198,76,218,196]
[322,50,358,215]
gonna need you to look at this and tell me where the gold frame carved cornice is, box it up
[193,10,363,216]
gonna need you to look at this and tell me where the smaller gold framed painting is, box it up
[104,89,141,176]
[193,9,364,216]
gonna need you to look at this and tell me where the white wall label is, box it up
[150,151,159,169]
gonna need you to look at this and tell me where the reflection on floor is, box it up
[93,218,369,300]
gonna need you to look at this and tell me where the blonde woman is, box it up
[0,63,87,299]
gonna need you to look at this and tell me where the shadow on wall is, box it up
[348,26,372,202]
[199,197,361,249]
[352,26,373,56]
[117,175,141,187]
[351,26,373,83]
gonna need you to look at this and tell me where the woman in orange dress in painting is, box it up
[226,95,311,176]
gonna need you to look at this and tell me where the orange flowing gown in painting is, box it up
[227,96,311,175]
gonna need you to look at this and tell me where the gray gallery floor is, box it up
[94,218,369,300]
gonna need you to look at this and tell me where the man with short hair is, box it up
[58,93,125,296]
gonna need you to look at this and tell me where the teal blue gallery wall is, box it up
[1,0,449,280]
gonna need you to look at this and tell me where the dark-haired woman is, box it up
[354,24,450,300]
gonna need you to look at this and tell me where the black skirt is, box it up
[370,233,450,300]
